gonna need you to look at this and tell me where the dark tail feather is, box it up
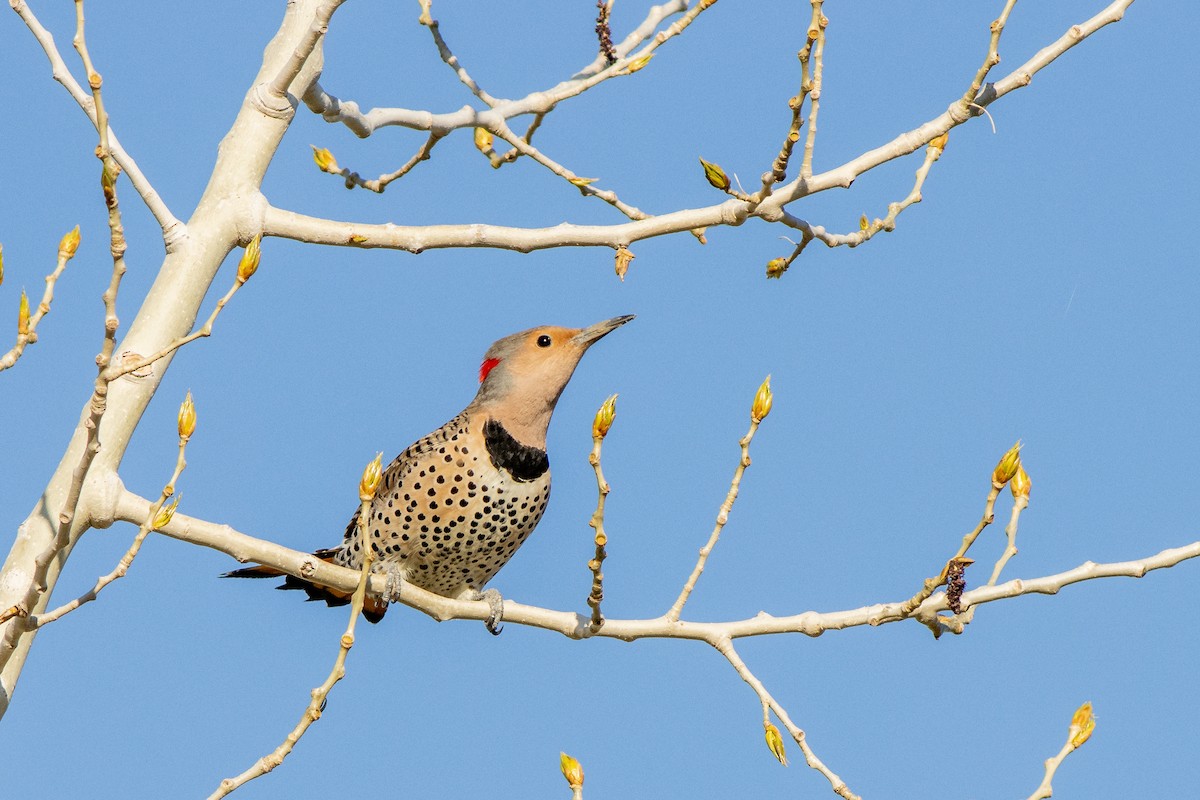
[221,548,387,623]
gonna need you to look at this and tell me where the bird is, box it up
[224,315,634,633]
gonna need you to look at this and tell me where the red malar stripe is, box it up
[479,357,501,383]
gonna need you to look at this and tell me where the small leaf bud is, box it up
[992,440,1023,485]
[593,394,618,439]
[359,452,384,501]
[178,391,197,440]
[765,257,788,279]
[764,722,788,766]
[237,235,262,284]
[18,290,30,336]
[473,127,494,154]
[153,495,180,530]
[559,752,584,790]
[1011,465,1031,499]
[1068,701,1095,749]
[751,375,773,423]
[625,53,653,74]
[59,226,81,260]
[311,146,340,174]
[101,159,120,193]
[699,157,731,191]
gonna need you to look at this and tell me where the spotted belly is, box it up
[336,414,552,598]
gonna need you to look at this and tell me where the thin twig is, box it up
[0,232,78,372]
[800,136,947,250]
[492,112,546,168]
[316,132,447,193]
[799,1,828,180]
[899,480,1003,619]
[961,0,1021,116]
[30,417,190,628]
[756,86,807,201]
[712,636,859,800]
[585,396,617,633]
[764,232,814,279]
[1025,702,1094,800]
[368,132,445,191]
[9,0,183,240]
[666,403,766,622]
[105,238,259,380]
[488,120,650,221]
[29,0,126,611]
[419,0,500,107]
[305,0,712,140]
[987,493,1029,586]
[208,474,378,799]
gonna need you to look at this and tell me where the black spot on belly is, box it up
[483,419,549,482]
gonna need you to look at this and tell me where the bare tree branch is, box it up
[9,0,184,244]
[115,488,1200,644]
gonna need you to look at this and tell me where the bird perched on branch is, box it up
[224,315,634,633]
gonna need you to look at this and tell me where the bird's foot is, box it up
[384,566,405,604]
[472,588,505,635]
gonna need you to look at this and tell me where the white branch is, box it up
[9,0,185,245]
[759,0,1134,211]
[116,489,1200,643]
[302,0,696,138]
[262,200,748,253]
[292,0,1134,257]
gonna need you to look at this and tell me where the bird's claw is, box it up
[384,568,405,604]
[476,588,504,635]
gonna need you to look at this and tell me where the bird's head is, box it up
[470,315,635,445]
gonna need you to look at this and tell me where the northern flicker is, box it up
[224,315,634,633]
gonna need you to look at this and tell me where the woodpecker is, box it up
[225,315,634,633]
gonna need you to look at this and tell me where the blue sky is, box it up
[2,1,1197,798]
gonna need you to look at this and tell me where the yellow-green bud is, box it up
[859,214,869,232]
[765,257,788,279]
[751,375,773,423]
[992,440,1022,485]
[153,495,180,530]
[237,235,262,284]
[699,157,731,191]
[625,53,653,74]
[764,722,788,766]
[559,752,584,790]
[359,452,384,501]
[101,159,120,193]
[311,146,340,174]
[1011,465,1031,499]
[59,225,81,260]
[178,391,197,441]
[593,394,618,439]
[1068,701,1095,749]
[18,289,30,336]
[929,132,949,151]
[473,127,494,154]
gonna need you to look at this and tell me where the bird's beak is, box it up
[572,315,635,347]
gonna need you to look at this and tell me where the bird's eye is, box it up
[536,335,552,348]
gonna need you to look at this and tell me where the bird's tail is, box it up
[221,548,388,623]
